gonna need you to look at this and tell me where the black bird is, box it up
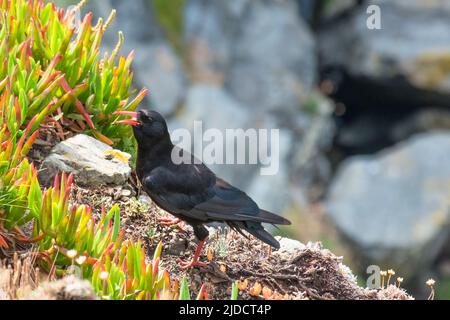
[114,109,291,269]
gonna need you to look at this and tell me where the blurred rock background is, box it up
[52,0,450,298]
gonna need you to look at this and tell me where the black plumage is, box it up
[121,109,291,268]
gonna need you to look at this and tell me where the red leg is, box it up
[177,239,209,270]
[158,217,181,225]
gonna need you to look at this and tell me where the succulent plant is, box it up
[0,0,216,301]
[0,0,147,154]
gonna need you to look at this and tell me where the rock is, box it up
[40,134,131,187]
[166,236,187,256]
[182,0,335,206]
[391,109,450,142]
[226,0,316,112]
[327,132,450,277]
[138,194,153,206]
[275,236,306,255]
[296,0,318,24]
[320,0,450,107]
[321,0,358,20]
[120,189,132,198]
[133,41,186,116]
[25,276,97,300]
[185,0,316,112]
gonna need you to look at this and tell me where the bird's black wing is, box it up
[142,160,289,225]
[188,178,290,225]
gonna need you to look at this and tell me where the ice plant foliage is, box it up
[0,0,205,300]
[0,122,40,248]
[0,0,147,152]
[29,172,194,300]
[4,168,195,300]
[91,240,178,300]
[30,173,124,276]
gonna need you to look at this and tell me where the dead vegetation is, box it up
[66,183,413,300]
[0,254,39,299]
[0,157,414,300]
[0,178,413,300]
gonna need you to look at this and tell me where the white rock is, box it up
[40,134,131,187]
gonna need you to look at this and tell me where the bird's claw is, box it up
[157,217,187,232]
[176,257,209,270]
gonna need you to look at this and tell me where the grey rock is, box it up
[296,0,317,23]
[166,236,188,256]
[327,131,450,276]
[391,109,450,142]
[133,41,186,116]
[321,0,357,19]
[320,0,450,96]
[40,134,131,187]
[185,0,316,112]
[138,194,153,206]
[184,0,242,84]
[169,85,261,192]
[26,276,97,300]
[226,0,316,112]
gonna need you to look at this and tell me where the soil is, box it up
[70,182,413,300]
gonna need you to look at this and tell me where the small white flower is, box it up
[67,249,78,259]
[426,279,436,287]
[100,271,109,280]
[75,256,87,265]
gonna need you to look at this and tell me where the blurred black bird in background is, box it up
[114,109,291,269]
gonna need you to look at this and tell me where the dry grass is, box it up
[0,254,41,299]
[0,181,414,300]
[69,184,413,300]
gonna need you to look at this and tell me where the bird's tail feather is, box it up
[258,209,291,225]
[229,221,281,249]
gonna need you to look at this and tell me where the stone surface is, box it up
[133,41,185,116]
[275,236,306,255]
[320,0,450,101]
[321,0,357,20]
[327,132,450,276]
[296,0,317,23]
[26,276,97,300]
[40,134,131,187]
[185,0,316,112]
[181,0,334,209]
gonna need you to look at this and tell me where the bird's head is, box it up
[113,109,170,147]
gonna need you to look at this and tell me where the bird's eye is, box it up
[141,113,152,123]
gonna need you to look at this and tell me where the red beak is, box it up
[112,111,139,126]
